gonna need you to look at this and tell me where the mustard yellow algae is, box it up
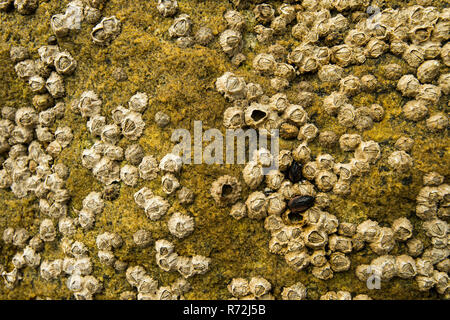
[0,0,448,299]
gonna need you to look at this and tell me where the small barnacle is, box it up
[14,59,37,79]
[318,64,344,83]
[83,191,104,214]
[168,212,194,239]
[423,172,444,187]
[315,170,338,192]
[125,265,147,288]
[154,111,171,128]
[81,148,101,169]
[280,123,298,140]
[228,278,249,298]
[298,123,318,142]
[356,219,380,243]
[245,83,263,102]
[10,46,29,63]
[54,51,77,75]
[402,100,429,122]
[254,25,274,43]
[100,124,121,145]
[14,0,38,15]
[422,219,448,239]
[403,45,424,68]
[28,75,46,93]
[46,140,62,158]
[159,153,183,174]
[191,255,210,276]
[176,256,194,278]
[438,73,450,95]
[194,27,214,46]
[323,91,348,116]
[417,84,441,106]
[133,229,152,248]
[169,14,192,38]
[339,75,361,97]
[281,282,307,300]
[157,0,178,17]
[145,196,170,221]
[98,250,116,266]
[390,217,413,242]
[40,260,63,281]
[242,161,263,190]
[45,72,65,98]
[283,104,308,126]
[253,53,276,75]
[78,208,96,229]
[177,187,195,205]
[426,113,449,132]
[224,10,245,31]
[369,227,395,255]
[215,72,247,101]
[219,29,242,57]
[84,6,101,24]
[120,165,139,187]
[223,107,244,129]
[92,157,120,185]
[253,3,275,24]
[387,151,413,173]
[86,115,106,137]
[394,255,417,279]
[228,202,246,220]
[271,16,288,34]
[155,239,175,257]
[91,16,122,45]
[285,250,310,271]
[331,44,353,67]
[121,111,145,141]
[134,187,153,209]
[312,263,333,280]
[292,142,311,164]
[161,173,179,195]
[39,219,56,242]
[441,43,450,67]
[354,140,381,164]
[246,191,267,220]
[137,155,159,180]
[329,252,351,272]
[406,238,424,258]
[15,107,37,128]
[337,104,356,128]
[50,14,69,38]
[210,175,241,207]
[54,126,73,148]
[417,60,440,84]
[110,106,129,125]
[394,136,414,152]
[59,217,76,236]
[397,74,420,98]
[128,92,148,113]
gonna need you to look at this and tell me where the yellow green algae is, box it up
[0,0,448,299]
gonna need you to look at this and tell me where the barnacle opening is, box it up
[251,109,267,122]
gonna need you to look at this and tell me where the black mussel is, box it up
[287,161,303,183]
[288,195,315,213]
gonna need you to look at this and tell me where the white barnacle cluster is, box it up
[77,91,148,186]
[0,0,38,15]
[164,3,214,48]
[96,232,125,267]
[125,265,191,300]
[154,239,211,279]
[51,1,115,39]
[76,191,104,229]
[227,277,273,300]
[320,291,372,300]
[49,0,119,45]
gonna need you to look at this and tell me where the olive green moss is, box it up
[0,0,448,299]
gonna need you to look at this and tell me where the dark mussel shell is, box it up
[288,195,315,213]
[287,161,303,183]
